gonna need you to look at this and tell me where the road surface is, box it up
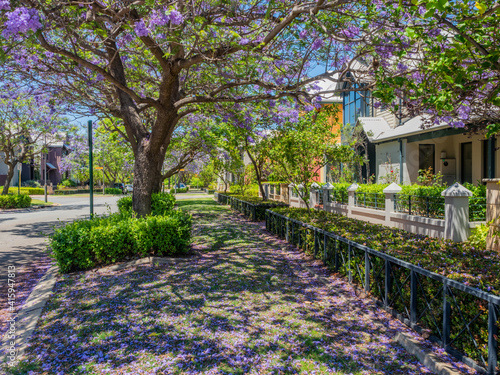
[0,195,120,273]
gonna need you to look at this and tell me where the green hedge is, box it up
[3,187,45,195]
[117,193,175,216]
[169,187,189,194]
[105,187,123,195]
[50,211,192,273]
[54,189,100,195]
[0,194,32,208]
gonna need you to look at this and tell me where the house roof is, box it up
[45,162,57,170]
[310,73,342,103]
[358,116,451,143]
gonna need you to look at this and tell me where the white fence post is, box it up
[347,183,359,218]
[383,182,402,226]
[442,183,473,242]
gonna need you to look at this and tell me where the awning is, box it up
[45,162,57,170]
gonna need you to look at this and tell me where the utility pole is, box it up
[44,134,48,203]
[88,120,94,218]
[17,165,21,195]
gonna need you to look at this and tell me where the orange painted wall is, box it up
[313,102,343,183]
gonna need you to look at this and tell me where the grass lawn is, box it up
[31,199,55,206]
[3,198,476,374]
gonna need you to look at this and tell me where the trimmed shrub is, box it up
[117,192,175,216]
[5,187,45,195]
[49,210,192,273]
[105,187,123,195]
[0,194,31,209]
[170,187,189,194]
[54,189,100,195]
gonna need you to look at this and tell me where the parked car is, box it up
[125,184,133,193]
[113,183,126,194]
[174,183,186,189]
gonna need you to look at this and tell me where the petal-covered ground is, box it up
[4,198,477,374]
[0,258,53,338]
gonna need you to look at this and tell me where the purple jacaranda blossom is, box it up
[311,38,324,50]
[299,29,307,39]
[343,25,360,38]
[0,0,10,10]
[134,20,149,37]
[397,62,408,71]
[457,104,471,120]
[168,9,184,25]
[239,38,250,45]
[2,7,42,37]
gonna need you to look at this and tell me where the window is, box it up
[419,144,435,173]
[342,75,371,127]
[461,142,473,183]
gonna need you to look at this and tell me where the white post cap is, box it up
[347,183,359,192]
[383,182,402,194]
[441,182,473,197]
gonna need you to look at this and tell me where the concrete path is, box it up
[0,195,120,281]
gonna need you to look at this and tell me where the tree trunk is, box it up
[1,163,16,195]
[132,146,165,216]
[246,150,267,201]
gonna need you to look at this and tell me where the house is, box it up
[40,141,70,186]
[337,72,497,185]
[309,74,344,183]
[0,153,34,187]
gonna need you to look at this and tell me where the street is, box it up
[0,195,120,275]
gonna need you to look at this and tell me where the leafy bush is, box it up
[22,180,41,188]
[105,187,123,195]
[0,194,31,208]
[170,187,189,194]
[49,210,192,273]
[468,223,488,249]
[117,192,175,216]
[61,179,77,188]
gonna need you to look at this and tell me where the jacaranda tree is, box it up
[370,0,500,132]
[0,0,380,215]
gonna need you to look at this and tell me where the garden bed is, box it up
[267,207,499,372]
[269,207,496,294]
[50,193,191,273]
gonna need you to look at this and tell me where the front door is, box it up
[461,142,473,183]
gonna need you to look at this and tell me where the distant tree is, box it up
[269,106,354,208]
[0,88,67,194]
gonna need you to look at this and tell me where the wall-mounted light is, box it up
[440,151,447,159]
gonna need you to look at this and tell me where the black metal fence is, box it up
[266,209,500,374]
[354,192,386,210]
[394,194,445,219]
[216,193,287,221]
[325,190,348,205]
[469,197,487,222]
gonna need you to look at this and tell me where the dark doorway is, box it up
[461,142,473,183]
[419,144,435,173]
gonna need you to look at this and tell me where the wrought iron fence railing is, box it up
[265,209,500,374]
[326,190,348,205]
[394,194,445,219]
[469,197,487,222]
[354,192,386,210]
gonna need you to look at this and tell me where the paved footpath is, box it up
[3,199,476,374]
